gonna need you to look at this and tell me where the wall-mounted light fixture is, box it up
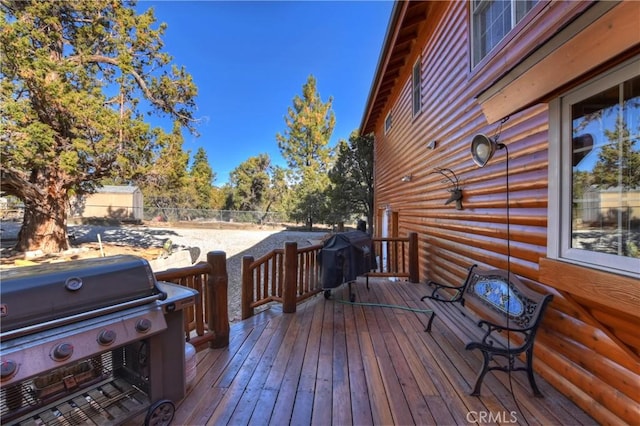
[401,175,412,182]
[426,140,437,150]
[470,116,509,167]
[471,134,505,167]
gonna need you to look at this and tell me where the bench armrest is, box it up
[469,319,536,351]
[422,280,464,302]
[477,319,536,335]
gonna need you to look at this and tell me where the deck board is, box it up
[176,278,597,425]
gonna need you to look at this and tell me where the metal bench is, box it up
[421,266,553,397]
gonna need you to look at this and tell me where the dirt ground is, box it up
[0,220,326,267]
[0,221,329,322]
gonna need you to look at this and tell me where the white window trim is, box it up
[548,57,640,278]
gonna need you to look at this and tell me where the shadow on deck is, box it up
[174,277,595,425]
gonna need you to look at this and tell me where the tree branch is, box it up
[0,169,43,201]
[67,54,196,124]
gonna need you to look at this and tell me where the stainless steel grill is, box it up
[0,255,197,426]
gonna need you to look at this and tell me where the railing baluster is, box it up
[241,255,254,320]
[194,274,205,337]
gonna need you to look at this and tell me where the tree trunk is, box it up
[16,191,70,253]
[367,211,374,236]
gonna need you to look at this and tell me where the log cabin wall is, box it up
[363,1,639,424]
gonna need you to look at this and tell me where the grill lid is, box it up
[0,255,163,334]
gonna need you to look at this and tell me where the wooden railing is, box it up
[154,251,230,351]
[369,232,419,282]
[241,242,324,319]
[241,232,419,319]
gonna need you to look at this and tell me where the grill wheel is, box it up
[144,399,175,426]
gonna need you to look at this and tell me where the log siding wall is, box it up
[368,1,639,424]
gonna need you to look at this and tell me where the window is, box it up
[471,0,537,67]
[549,58,640,276]
[384,112,392,134]
[412,59,421,116]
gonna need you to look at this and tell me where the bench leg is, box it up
[470,351,491,396]
[526,349,543,397]
[425,312,436,333]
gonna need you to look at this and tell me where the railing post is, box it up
[283,241,298,313]
[408,232,419,283]
[207,251,230,348]
[241,255,254,320]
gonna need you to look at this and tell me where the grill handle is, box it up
[0,292,166,341]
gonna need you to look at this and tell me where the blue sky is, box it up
[136,1,393,185]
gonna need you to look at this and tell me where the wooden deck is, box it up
[175,278,596,425]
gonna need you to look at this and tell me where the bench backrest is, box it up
[463,268,553,331]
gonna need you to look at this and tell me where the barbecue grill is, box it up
[319,231,374,302]
[0,255,197,426]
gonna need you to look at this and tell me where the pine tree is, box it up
[276,75,335,229]
[190,147,215,209]
[228,154,271,211]
[592,117,640,189]
[327,132,374,230]
[0,1,198,252]
[138,122,191,219]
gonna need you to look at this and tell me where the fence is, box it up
[240,233,419,319]
[147,208,288,225]
[65,203,289,225]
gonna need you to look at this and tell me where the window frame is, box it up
[470,0,538,68]
[412,58,422,117]
[384,111,392,134]
[548,57,640,277]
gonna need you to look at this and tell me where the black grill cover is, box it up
[319,231,374,289]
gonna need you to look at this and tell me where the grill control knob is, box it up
[51,343,74,361]
[97,329,117,346]
[136,318,152,333]
[1,360,18,380]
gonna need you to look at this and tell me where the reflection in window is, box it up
[471,0,537,67]
[571,76,640,259]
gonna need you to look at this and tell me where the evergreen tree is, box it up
[209,186,227,210]
[138,123,191,219]
[190,147,215,209]
[592,117,640,189]
[0,1,198,252]
[228,154,271,211]
[276,75,335,229]
[327,132,374,231]
[267,165,291,216]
